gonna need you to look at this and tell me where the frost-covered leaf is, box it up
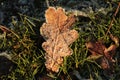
[40,7,79,72]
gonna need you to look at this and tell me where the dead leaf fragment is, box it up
[86,35,119,73]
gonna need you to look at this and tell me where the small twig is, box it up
[104,2,120,38]
[114,2,120,16]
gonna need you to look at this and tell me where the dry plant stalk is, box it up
[105,2,120,37]
[40,7,79,72]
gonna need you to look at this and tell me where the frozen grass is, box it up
[0,1,120,80]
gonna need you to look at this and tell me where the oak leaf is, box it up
[40,7,79,72]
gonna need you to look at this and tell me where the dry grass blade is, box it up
[0,25,19,39]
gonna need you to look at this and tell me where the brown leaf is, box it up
[40,7,79,72]
[85,40,106,55]
[86,35,119,72]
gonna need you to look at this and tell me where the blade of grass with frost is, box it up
[26,21,35,34]
[26,17,35,27]
[18,13,41,22]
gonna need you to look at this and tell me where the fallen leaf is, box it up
[86,35,119,73]
[40,7,79,72]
